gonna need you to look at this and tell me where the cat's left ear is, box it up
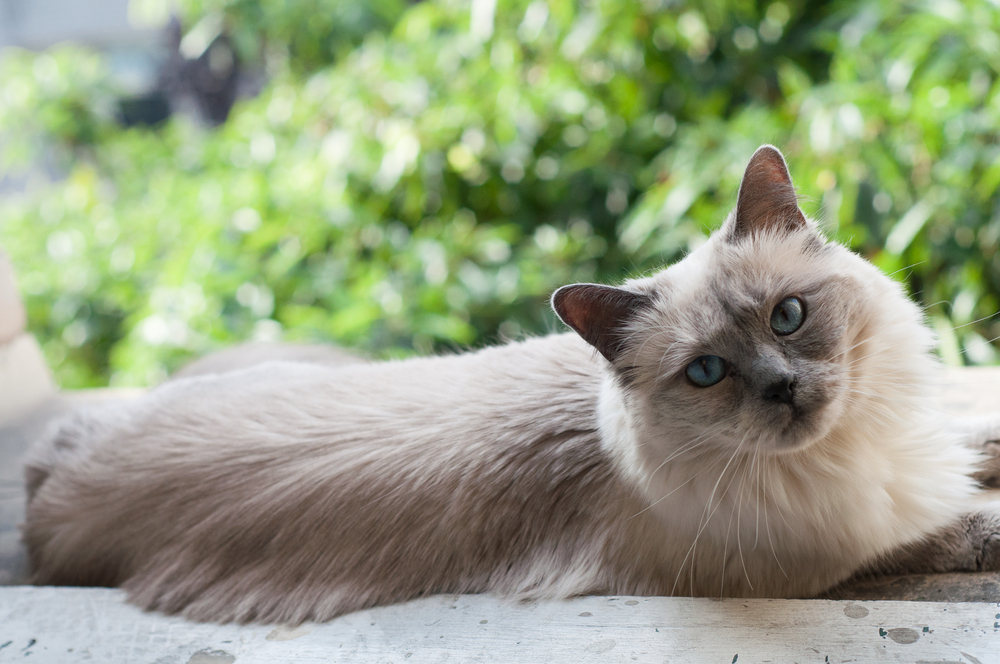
[731,144,806,240]
[552,284,651,363]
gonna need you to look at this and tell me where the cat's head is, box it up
[553,145,935,456]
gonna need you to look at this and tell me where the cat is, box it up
[21,145,1000,624]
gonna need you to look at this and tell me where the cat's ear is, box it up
[731,144,806,240]
[552,284,651,363]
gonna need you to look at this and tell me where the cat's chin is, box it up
[768,419,825,453]
[760,397,842,454]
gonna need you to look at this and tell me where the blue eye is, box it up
[686,355,727,387]
[770,296,805,335]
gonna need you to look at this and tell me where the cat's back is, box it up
[156,331,602,444]
[31,332,599,465]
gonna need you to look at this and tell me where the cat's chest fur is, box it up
[597,362,978,598]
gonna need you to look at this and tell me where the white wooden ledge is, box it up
[0,587,998,663]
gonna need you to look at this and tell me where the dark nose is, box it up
[763,375,795,405]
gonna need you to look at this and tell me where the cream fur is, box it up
[21,145,999,624]
[599,225,980,597]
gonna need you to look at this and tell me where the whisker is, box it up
[949,310,1000,331]
[753,441,761,550]
[762,456,789,580]
[887,260,925,278]
[671,433,748,596]
[628,418,742,520]
[735,446,754,592]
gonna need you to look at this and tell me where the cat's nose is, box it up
[763,375,795,405]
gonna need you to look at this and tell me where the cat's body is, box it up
[26,335,652,623]
[22,146,1000,623]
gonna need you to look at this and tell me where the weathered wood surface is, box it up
[1,587,998,664]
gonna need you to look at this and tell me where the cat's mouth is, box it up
[766,395,835,452]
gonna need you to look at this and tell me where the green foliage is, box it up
[168,0,407,70]
[2,0,1000,387]
[0,49,117,168]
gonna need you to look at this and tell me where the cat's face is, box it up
[621,228,861,453]
[554,145,933,456]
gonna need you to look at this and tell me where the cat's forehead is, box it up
[654,228,829,306]
[629,227,839,364]
[635,229,845,375]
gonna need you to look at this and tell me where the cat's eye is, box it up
[686,355,727,387]
[770,296,805,336]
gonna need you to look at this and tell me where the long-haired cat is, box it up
[22,146,1000,624]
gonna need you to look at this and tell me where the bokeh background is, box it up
[1,0,999,388]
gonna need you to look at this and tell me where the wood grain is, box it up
[1,587,998,663]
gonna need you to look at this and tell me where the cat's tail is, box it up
[24,410,95,504]
[21,403,130,586]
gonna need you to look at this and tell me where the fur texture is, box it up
[22,145,1000,623]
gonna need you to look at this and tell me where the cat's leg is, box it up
[863,417,1000,576]
[955,415,1000,488]
[872,504,1000,575]
[870,417,1000,574]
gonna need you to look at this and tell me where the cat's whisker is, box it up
[631,327,685,379]
[919,298,1000,334]
[842,391,897,410]
[753,441,762,551]
[672,433,747,597]
[627,474,698,521]
[721,472,737,597]
[843,351,893,368]
[630,418,743,520]
[653,338,686,380]
[735,446,755,592]
[842,362,920,377]
[832,317,909,363]
[719,450,756,596]
[706,441,752,595]
[653,343,697,383]
[886,260,926,278]
[840,329,930,367]
[761,455,790,580]
[848,378,905,391]
[954,330,1000,355]
[849,373,924,384]
[762,463,804,544]
[836,331,896,365]
[831,342,880,368]
[949,309,1000,331]
[646,415,740,474]
[845,389,891,400]
[920,299,952,312]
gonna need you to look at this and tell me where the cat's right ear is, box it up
[730,144,806,241]
[551,284,651,363]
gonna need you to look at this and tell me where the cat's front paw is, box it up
[933,507,1000,572]
[881,504,1000,574]
[971,439,1000,489]
[959,416,1000,488]
[963,508,1000,571]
